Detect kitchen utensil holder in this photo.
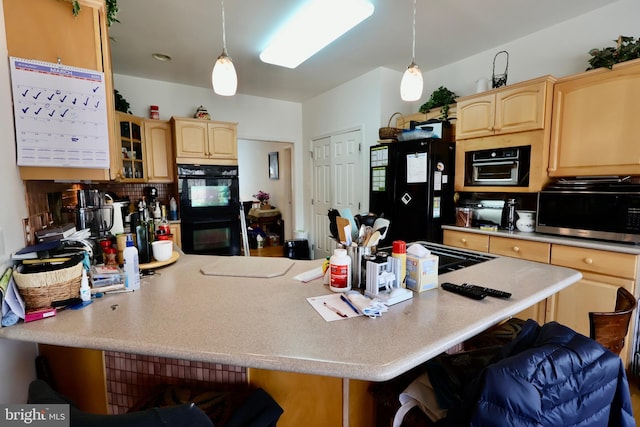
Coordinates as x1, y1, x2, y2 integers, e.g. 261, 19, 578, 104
492, 50, 509, 88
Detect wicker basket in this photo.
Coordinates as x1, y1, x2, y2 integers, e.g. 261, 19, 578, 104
13, 261, 83, 310
378, 112, 405, 141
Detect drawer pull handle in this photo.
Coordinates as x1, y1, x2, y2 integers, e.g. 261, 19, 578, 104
460, 238, 467, 244
584, 258, 593, 265
512, 246, 520, 253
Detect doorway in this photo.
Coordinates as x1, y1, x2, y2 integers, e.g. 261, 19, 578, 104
238, 139, 294, 247
312, 129, 363, 260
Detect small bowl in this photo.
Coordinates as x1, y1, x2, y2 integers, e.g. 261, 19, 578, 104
151, 240, 173, 262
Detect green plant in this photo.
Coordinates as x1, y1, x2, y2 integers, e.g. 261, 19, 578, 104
587, 35, 640, 70
72, 0, 119, 27
114, 90, 131, 114
419, 86, 458, 120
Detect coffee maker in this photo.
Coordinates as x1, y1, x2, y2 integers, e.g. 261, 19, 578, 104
76, 189, 113, 238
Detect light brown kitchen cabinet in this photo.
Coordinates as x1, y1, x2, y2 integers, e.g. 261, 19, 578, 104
4, 0, 116, 181
488, 236, 550, 264
443, 229, 489, 252
169, 223, 181, 249
455, 77, 554, 140
453, 76, 556, 193
172, 117, 238, 165
444, 230, 549, 324
144, 120, 174, 183
116, 112, 145, 181
547, 244, 637, 366
548, 58, 640, 177
443, 228, 639, 366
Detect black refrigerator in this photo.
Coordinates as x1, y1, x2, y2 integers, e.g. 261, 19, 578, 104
370, 139, 455, 245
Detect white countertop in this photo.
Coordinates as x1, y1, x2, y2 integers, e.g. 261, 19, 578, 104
0, 252, 581, 382
443, 225, 640, 255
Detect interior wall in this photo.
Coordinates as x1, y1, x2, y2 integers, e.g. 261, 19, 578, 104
0, 0, 39, 403
420, 0, 639, 98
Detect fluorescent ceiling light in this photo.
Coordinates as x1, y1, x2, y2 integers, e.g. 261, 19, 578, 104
260, 0, 374, 69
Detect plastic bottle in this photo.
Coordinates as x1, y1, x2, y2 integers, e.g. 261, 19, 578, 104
329, 248, 351, 292
391, 240, 407, 287
123, 234, 140, 290
169, 196, 178, 220
80, 269, 91, 302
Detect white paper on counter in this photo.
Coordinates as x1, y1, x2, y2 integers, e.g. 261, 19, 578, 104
307, 293, 362, 321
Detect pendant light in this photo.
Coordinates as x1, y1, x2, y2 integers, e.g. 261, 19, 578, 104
400, 0, 423, 101
212, 0, 237, 96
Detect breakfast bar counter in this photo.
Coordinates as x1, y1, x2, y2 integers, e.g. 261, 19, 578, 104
0, 252, 581, 382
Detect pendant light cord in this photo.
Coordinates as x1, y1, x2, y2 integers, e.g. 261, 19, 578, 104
410, 0, 416, 62
221, 0, 228, 54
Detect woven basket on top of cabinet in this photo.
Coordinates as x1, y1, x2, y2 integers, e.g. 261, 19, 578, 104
378, 112, 405, 141
13, 260, 83, 310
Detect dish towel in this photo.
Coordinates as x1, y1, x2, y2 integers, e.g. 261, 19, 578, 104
345, 291, 388, 318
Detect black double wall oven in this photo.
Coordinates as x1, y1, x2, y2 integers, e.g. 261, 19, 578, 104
177, 164, 241, 255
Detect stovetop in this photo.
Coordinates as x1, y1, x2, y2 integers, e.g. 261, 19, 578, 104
381, 241, 496, 274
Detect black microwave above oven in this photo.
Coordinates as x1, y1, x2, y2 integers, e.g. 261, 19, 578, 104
537, 181, 640, 243
464, 145, 531, 187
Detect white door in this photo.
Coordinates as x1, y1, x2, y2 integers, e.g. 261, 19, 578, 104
312, 137, 332, 260
312, 130, 363, 260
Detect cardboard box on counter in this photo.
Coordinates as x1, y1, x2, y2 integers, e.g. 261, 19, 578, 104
406, 254, 438, 292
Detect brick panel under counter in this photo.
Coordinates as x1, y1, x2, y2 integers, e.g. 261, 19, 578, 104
104, 351, 246, 414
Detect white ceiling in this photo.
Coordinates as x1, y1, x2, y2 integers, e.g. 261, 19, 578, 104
108, 0, 618, 103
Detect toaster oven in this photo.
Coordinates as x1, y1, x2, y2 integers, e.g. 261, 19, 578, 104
464, 145, 531, 187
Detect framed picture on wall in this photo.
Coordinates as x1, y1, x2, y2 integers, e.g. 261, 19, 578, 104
269, 152, 279, 180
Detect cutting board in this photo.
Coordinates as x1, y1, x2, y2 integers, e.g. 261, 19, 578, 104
200, 256, 295, 278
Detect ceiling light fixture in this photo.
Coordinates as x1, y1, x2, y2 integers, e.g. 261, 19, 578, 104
400, 0, 423, 102
152, 53, 172, 62
212, 0, 237, 96
259, 0, 374, 69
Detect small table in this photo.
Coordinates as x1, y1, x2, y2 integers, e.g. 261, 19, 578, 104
247, 208, 284, 247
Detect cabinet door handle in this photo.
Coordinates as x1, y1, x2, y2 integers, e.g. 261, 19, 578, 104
512, 246, 520, 253
583, 258, 593, 265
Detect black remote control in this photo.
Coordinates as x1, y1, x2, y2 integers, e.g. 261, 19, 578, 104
441, 282, 487, 300
463, 283, 512, 299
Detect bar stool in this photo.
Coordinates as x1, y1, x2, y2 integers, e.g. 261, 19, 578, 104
589, 286, 637, 356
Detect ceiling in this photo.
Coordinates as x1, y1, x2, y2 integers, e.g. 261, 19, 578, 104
108, 0, 618, 103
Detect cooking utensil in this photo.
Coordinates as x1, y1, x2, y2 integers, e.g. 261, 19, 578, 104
372, 218, 390, 240
366, 230, 381, 247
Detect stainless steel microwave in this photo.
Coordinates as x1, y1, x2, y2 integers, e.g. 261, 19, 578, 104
464, 145, 531, 186
537, 181, 640, 243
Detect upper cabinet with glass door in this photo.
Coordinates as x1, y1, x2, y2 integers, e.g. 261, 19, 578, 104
116, 112, 145, 181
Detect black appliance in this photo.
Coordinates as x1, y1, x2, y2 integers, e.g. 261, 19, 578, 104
537, 177, 640, 244
177, 164, 241, 255
464, 145, 531, 187
369, 139, 455, 245
380, 241, 495, 274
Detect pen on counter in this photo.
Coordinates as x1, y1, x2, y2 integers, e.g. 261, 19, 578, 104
324, 301, 348, 318
340, 294, 360, 315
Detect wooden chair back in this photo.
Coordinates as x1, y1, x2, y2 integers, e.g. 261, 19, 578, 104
589, 287, 637, 355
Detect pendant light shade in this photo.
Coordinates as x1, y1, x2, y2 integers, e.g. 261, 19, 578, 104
212, 49, 237, 96
212, 1, 237, 96
401, 0, 423, 102
400, 61, 423, 102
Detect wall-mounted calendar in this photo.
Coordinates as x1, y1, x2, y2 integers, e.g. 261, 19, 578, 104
9, 57, 110, 169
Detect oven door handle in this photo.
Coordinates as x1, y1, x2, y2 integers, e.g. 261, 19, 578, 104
473, 160, 518, 166
182, 217, 237, 225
